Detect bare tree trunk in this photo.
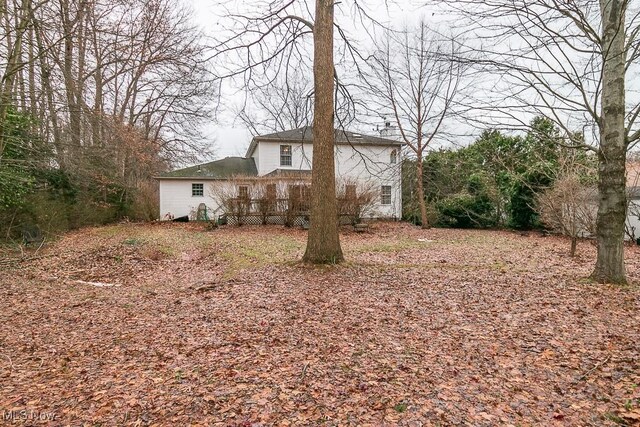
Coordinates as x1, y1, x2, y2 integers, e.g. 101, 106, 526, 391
570, 237, 577, 258
60, 0, 81, 149
27, 24, 37, 117
303, 0, 344, 264
0, 0, 31, 160
89, 6, 103, 147
34, 22, 63, 161
75, 3, 88, 145
416, 153, 429, 228
591, 0, 627, 284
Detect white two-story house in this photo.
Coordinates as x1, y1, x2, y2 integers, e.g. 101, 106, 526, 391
156, 127, 402, 222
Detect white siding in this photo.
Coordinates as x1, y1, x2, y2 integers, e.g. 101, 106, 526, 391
251, 143, 260, 172
627, 199, 640, 241
255, 140, 402, 219
159, 180, 223, 220
159, 138, 403, 221
255, 141, 313, 175
334, 144, 402, 219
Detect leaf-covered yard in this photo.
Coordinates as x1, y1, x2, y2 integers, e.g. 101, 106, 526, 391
1, 222, 639, 426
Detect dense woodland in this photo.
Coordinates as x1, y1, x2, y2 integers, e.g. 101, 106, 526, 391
0, 0, 212, 239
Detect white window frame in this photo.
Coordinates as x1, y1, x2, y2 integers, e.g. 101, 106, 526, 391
390, 149, 397, 164
381, 185, 392, 205
192, 183, 204, 197
280, 145, 292, 166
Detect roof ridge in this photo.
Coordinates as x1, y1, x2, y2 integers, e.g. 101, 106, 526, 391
158, 156, 258, 179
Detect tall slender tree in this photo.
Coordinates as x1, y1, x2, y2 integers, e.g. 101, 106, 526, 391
364, 21, 465, 229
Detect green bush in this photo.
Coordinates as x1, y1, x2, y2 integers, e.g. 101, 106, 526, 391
402, 201, 439, 227
413, 117, 595, 230
508, 169, 552, 230
436, 192, 495, 228
436, 173, 497, 228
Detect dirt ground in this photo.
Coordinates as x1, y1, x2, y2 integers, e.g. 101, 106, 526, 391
1, 222, 639, 426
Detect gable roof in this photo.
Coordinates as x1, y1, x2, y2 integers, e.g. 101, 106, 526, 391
245, 126, 402, 157
157, 157, 257, 179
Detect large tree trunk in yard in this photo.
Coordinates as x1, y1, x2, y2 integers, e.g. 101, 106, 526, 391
303, 0, 344, 264
416, 155, 429, 229
591, 0, 627, 284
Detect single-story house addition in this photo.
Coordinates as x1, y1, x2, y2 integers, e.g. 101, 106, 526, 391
156, 127, 403, 222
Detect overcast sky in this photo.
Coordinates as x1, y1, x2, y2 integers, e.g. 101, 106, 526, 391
185, 0, 627, 162
188, 0, 441, 160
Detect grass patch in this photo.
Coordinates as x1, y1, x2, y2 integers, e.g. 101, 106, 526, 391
95, 224, 127, 237
123, 237, 143, 246
218, 234, 304, 279
394, 402, 408, 413
603, 412, 630, 425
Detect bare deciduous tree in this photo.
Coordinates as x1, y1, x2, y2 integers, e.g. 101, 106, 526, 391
0, 0, 215, 233
211, 0, 382, 263
363, 21, 466, 229
537, 156, 598, 257
440, 0, 640, 283
235, 69, 313, 135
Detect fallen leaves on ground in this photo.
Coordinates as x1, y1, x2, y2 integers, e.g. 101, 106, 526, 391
0, 222, 639, 426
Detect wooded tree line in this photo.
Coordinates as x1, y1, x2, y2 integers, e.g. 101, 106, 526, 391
0, 0, 212, 238
403, 117, 598, 237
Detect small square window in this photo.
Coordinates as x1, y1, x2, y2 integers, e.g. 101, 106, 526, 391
381, 185, 392, 205
192, 183, 204, 197
238, 185, 249, 199
280, 145, 292, 166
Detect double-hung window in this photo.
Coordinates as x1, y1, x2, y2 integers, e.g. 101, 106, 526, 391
280, 145, 292, 166
381, 185, 392, 205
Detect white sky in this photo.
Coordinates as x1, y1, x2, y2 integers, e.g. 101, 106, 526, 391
186, 1, 628, 160
189, 0, 441, 160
